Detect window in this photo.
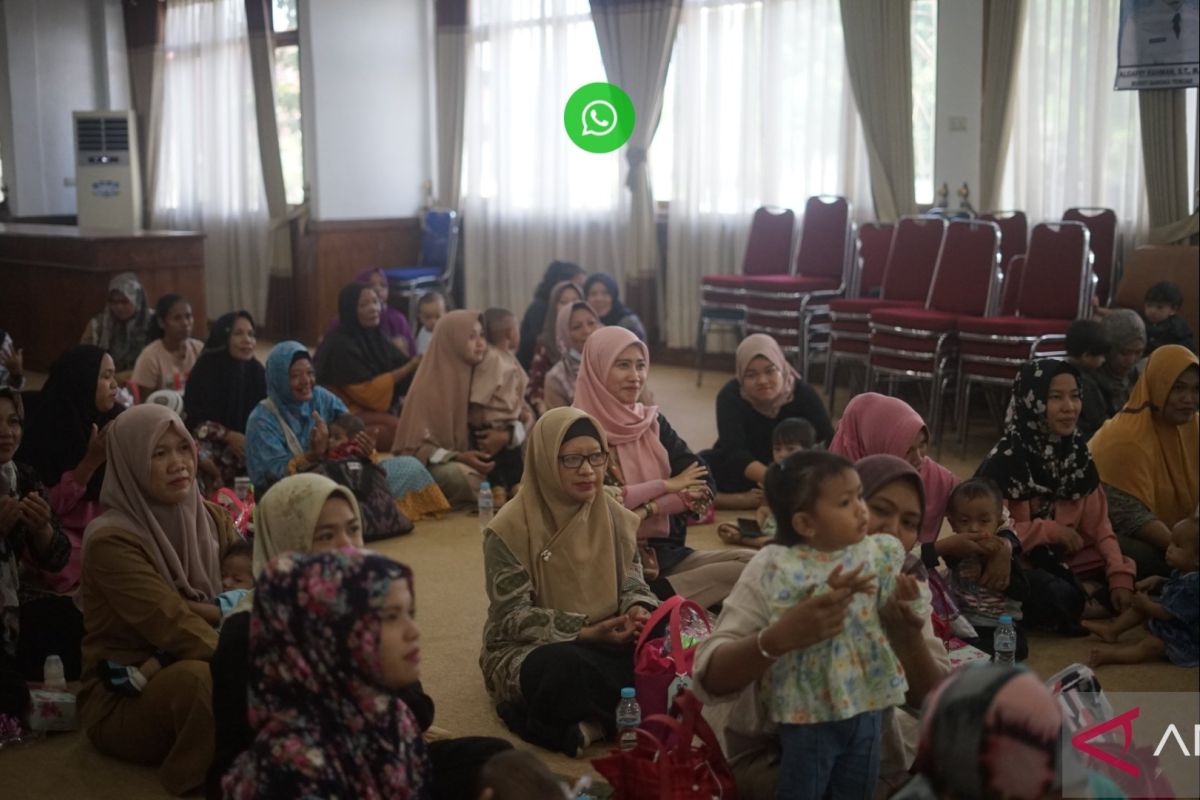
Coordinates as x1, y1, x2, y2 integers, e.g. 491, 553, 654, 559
271, 0, 304, 205
911, 0, 937, 205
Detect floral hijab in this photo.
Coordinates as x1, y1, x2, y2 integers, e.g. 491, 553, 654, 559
223, 549, 428, 800
976, 359, 1099, 504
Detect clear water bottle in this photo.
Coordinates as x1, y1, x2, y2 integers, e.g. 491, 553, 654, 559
993, 614, 1017, 666
477, 481, 494, 531
42, 655, 66, 690
616, 687, 641, 751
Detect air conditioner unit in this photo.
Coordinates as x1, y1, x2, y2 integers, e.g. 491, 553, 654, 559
74, 110, 142, 231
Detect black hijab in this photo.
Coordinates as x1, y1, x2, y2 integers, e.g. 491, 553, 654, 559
584, 273, 634, 327
183, 311, 267, 434
17, 345, 123, 500
315, 283, 409, 386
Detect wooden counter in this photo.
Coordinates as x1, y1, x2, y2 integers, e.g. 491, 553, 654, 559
0, 223, 206, 370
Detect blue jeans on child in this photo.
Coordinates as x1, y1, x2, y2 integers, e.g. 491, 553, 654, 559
776, 710, 882, 800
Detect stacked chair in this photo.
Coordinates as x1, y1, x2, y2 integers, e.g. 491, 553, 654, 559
979, 209, 1028, 279
742, 195, 854, 378
955, 221, 1093, 449
696, 206, 795, 384
866, 219, 1003, 442
384, 208, 460, 328
825, 216, 945, 408
1064, 207, 1117, 305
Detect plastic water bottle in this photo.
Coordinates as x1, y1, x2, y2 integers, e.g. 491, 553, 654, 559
616, 687, 641, 751
42, 655, 66, 690
993, 614, 1017, 666
477, 481, 494, 531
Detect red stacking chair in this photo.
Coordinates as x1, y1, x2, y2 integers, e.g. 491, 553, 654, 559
980, 210, 1027, 275
743, 195, 853, 378
956, 221, 1092, 449
825, 216, 946, 409
867, 219, 1002, 441
999, 254, 1027, 315
696, 206, 795, 384
1064, 207, 1117, 305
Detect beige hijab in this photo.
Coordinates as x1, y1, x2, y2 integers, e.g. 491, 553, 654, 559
84, 404, 222, 601
470, 345, 528, 421
489, 407, 641, 622
735, 333, 799, 419
393, 309, 481, 454
231, 473, 362, 616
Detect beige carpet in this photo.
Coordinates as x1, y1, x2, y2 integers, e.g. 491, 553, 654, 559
2, 364, 1195, 798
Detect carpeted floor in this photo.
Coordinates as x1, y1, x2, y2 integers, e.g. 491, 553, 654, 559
1, 363, 1195, 798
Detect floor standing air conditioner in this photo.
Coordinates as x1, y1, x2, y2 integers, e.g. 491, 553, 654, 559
74, 110, 142, 231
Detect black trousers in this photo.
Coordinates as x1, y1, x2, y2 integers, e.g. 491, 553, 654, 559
488, 445, 524, 492
428, 736, 513, 800
17, 595, 84, 681
507, 640, 634, 754
0, 650, 29, 717
697, 448, 755, 493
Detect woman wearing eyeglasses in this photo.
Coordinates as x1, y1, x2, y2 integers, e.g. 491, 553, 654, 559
574, 327, 753, 609
480, 407, 659, 757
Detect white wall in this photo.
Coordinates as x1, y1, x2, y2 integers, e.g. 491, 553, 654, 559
0, 0, 129, 217
300, 0, 433, 220
933, 0, 983, 207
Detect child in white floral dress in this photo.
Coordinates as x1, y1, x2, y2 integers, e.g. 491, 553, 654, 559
759, 450, 924, 800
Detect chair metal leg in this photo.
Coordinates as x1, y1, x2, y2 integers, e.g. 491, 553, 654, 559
695, 316, 708, 386
826, 350, 838, 409
959, 378, 973, 457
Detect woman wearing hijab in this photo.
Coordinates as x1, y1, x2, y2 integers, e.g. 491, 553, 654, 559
1090, 344, 1199, 579
78, 404, 239, 795
318, 267, 416, 356
481, 408, 658, 757
15, 345, 123, 680
1094, 308, 1147, 417
584, 272, 647, 342
574, 326, 751, 608
830, 393, 960, 560
221, 550, 429, 799
700, 334, 834, 509
692, 453, 949, 800
976, 359, 1135, 634
245, 342, 348, 492
526, 281, 586, 415
517, 260, 587, 369
544, 301, 602, 410
316, 283, 421, 449
209, 474, 507, 799
81, 272, 154, 375
393, 310, 493, 507
183, 312, 267, 494
131, 293, 206, 399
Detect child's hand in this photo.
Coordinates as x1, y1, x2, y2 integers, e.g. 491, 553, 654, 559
1135, 575, 1167, 594
979, 540, 1013, 590
1052, 524, 1084, 553
880, 573, 925, 637
353, 430, 376, 456
755, 505, 771, 528
825, 563, 876, 596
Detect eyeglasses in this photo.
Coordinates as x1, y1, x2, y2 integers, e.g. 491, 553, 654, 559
558, 452, 608, 470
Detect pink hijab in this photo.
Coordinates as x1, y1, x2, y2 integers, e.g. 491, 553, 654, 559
829, 392, 958, 544
84, 403, 223, 601
735, 334, 798, 419
572, 327, 671, 535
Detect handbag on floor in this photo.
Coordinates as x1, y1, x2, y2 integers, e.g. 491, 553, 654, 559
592, 689, 736, 800
634, 596, 713, 717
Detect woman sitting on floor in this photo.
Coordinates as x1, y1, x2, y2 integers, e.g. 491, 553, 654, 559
481, 407, 658, 757
543, 300, 602, 410
79, 404, 239, 796
316, 282, 421, 449
1094, 309, 1146, 417
574, 326, 753, 609
183, 311, 267, 494
318, 267, 416, 356
527, 281, 585, 415
700, 334, 833, 510
976, 359, 1135, 635
584, 272, 647, 342
15, 345, 123, 680
394, 310, 496, 508
244, 341, 347, 493
131, 293, 205, 399
80, 271, 154, 376
517, 260, 586, 370
1090, 344, 1198, 579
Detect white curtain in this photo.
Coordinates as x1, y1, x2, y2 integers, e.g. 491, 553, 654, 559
660, 0, 873, 349
461, 0, 626, 314
998, 0, 1147, 242
152, 0, 270, 322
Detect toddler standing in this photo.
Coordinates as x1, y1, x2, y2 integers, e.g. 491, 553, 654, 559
759, 450, 920, 800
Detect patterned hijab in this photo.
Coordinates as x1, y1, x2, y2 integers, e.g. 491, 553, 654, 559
735, 334, 798, 419
95, 272, 153, 372
223, 550, 428, 800
976, 359, 1099, 503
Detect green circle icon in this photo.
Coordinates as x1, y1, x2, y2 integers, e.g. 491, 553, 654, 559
564, 82, 635, 154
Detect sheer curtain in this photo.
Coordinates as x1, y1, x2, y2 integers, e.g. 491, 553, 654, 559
659, 0, 872, 349
152, 0, 270, 321
461, 0, 626, 314
998, 0, 1147, 241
